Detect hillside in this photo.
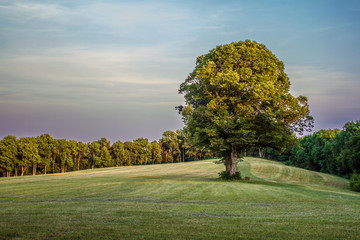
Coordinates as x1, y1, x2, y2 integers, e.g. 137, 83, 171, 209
0, 157, 359, 239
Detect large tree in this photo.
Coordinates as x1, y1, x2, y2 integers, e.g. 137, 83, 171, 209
179, 40, 313, 176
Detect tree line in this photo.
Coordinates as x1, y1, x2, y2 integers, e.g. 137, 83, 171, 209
272, 120, 360, 178
0, 129, 213, 177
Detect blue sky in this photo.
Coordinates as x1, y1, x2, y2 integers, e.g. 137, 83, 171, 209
1, 0, 359, 143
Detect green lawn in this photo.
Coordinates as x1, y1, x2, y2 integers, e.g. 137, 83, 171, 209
0, 157, 359, 239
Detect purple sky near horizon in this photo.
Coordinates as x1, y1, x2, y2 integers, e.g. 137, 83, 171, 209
1, 0, 360, 143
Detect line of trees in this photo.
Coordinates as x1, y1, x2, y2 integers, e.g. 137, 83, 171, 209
272, 120, 360, 178
0, 129, 214, 177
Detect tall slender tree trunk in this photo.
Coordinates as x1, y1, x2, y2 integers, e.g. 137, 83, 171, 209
52, 156, 56, 173
32, 164, 37, 176
44, 165, 47, 175
61, 165, 65, 173
77, 156, 81, 171
14, 167, 18, 177
92, 153, 95, 169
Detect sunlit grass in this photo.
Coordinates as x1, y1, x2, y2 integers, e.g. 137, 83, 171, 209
0, 157, 359, 239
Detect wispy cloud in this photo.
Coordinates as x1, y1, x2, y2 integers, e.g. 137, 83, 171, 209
287, 65, 360, 130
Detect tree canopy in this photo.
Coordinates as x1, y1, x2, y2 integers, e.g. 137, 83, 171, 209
179, 40, 313, 176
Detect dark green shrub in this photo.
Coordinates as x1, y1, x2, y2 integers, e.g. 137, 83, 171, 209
350, 173, 360, 192
218, 171, 242, 180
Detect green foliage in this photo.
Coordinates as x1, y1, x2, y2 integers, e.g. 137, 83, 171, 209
274, 120, 360, 179
100, 146, 112, 167
218, 170, 242, 180
0, 136, 17, 176
89, 141, 101, 168
112, 141, 126, 166
18, 137, 41, 175
37, 134, 54, 174
150, 141, 162, 164
160, 131, 180, 163
349, 173, 360, 192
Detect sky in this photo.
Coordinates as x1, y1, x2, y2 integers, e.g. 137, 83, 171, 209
0, 0, 360, 143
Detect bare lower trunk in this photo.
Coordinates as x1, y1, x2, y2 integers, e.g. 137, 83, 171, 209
225, 155, 231, 173
77, 156, 81, 171
44, 165, 47, 175
258, 148, 265, 158
182, 148, 185, 162
61, 165, 65, 173
32, 164, 37, 176
21, 166, 27, 176
229, 146, 238, 175
52, 156, 55, 173
14, 167, 18, 177
225, 146, 238, 175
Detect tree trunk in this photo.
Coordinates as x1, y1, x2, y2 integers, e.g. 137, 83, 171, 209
258, 148, 265, 158
32, 164, 37, 176
21, 166, 27, 176
225, 154, 231, 173
77, 156, 81, 171
61, 165, 65, 173
44, 165, 47, 175
14, 167, 18, 177
229, 146, 238, 175
52, 156, 55, 173
182, 148, 185, 162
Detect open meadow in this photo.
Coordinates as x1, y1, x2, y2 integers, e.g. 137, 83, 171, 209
0, 157, 359, 239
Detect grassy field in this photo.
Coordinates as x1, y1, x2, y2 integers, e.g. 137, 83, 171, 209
0, 157, 359, 239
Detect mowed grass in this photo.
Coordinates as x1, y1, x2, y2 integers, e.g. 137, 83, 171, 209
0, 157, 359, 240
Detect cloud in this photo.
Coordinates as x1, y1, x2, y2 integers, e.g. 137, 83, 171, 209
0, 2, 67, 19
287, 65, 360, 96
